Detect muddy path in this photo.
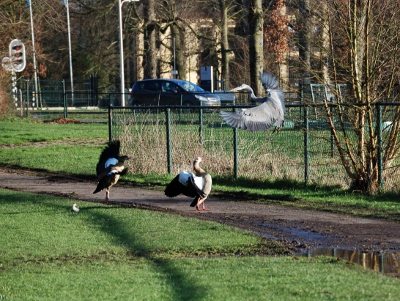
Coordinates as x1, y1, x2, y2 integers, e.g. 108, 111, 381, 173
1, 168, 400, 254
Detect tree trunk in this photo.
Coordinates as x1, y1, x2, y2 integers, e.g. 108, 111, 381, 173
298, 0, 311, 85
143, 0, 157, 79
248, 0, 263, 96
220, 0, 230, 88
320, 1, 330, 84
170, 25, 185, 80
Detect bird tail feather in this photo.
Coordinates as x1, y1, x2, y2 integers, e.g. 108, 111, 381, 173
189, 197, 198, 207
93, 183, 103, 194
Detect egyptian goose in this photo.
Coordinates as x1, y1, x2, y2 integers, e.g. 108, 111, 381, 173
164, 157, 212, 211
93, 140, 130, 204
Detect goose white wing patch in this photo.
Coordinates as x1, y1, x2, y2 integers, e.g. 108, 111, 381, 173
191, 174, 205, 190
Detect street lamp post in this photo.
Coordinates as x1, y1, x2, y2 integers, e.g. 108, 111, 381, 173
118, 0, 139, 107
64, 0, 74, 105
28, 0, 38, 107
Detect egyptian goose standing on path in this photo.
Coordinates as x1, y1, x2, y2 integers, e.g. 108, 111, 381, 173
93, 140, 130, 204
164, 157, 212, 211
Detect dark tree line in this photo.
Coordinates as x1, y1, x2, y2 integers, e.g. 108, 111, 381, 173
0, 0, 298, 92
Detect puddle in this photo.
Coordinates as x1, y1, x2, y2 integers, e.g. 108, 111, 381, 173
301, 248, 400, 277
257, 222, 335, 246
255, 223, 400, 277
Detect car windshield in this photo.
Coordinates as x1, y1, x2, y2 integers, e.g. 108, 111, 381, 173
176, 81, 205, 92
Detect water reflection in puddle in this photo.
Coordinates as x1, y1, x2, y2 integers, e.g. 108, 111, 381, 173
254, 227, 400, 277
301, 248, 400, 277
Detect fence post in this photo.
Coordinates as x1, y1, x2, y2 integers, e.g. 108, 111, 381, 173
330, 105, 334, 157
234, 127, 238, 180
179, 94, 183, 121
166, 108, 172, 174
376, 103, 383, 190
108, 105, 113, 141
232, 104, 238, 180
300, 86, 304, 120
19, 89, 23, 117
304, 105, 309, 184
25, 80, 30, 118
199, 103, 203, 145
62, 80, 68, 118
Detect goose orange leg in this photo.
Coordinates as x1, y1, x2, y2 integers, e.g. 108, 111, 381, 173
195, 197, 209, 211
104, 190, 110, 204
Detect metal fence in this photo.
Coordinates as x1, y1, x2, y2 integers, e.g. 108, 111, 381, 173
108, 102, 400, 193
12, 78, 122, 120
14, 79, 101, 109
12, 79, 304, 110
9, 79, 400, 192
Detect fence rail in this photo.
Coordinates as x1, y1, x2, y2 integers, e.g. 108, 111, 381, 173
12, 79, 305, 112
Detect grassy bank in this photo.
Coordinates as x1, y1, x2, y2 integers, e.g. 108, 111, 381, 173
1, 188, 399, 300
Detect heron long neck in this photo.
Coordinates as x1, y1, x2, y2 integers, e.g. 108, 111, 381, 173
248, 89, 257, 99
243, 87, 261, 100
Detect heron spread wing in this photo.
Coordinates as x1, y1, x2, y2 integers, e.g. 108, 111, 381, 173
260, 70, 286, 119
220, 100, 282, 132
220, 70, 285, 132
259, 70, 279, 90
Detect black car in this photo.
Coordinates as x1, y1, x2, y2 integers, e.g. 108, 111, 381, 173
129, 79, 221, 108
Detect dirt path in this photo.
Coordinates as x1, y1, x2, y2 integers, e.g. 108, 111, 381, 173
1, 169, 400, 254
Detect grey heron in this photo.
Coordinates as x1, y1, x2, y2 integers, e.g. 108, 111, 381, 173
220, 70, 285, 132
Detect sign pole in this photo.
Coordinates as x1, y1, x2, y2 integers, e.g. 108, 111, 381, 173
28, 0, 39, 107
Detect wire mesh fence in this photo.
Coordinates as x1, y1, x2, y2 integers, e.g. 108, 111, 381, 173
15, 79, 102, 109
108, 102, 400, 193
8, 79, 400, 192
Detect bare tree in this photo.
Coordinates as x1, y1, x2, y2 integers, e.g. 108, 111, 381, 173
248, 0, 264, 95
0, 0, 61, 80
127, 0, 203, 81
263, 0, 289, 81
311, 0, 400, 193
142, 0, 157, 78
297, 0, 312, 86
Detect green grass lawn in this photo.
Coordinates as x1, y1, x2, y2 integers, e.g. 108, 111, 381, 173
1, 119, 400, 221
0, 120, 107, 145
1, 119, 400, 300
1, 188, 399, 301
